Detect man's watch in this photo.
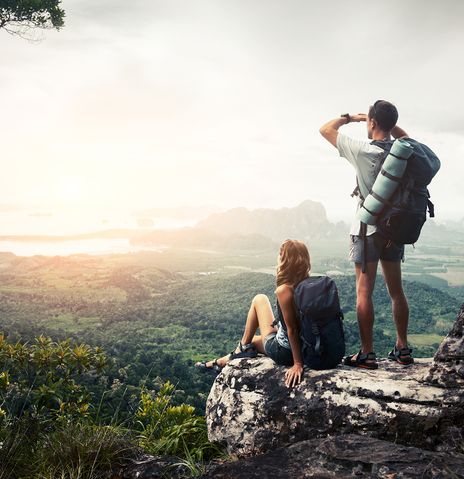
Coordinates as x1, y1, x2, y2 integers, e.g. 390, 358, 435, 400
341, 113, 351, 124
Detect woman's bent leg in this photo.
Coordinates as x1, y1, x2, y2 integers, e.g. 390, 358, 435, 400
210, 294, 276, 367
241, 294, 276, 354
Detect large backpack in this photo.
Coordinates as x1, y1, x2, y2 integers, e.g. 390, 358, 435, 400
292, 276, 345, 369
367, 138, 441, 245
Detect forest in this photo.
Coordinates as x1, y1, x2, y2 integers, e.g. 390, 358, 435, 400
0, 248, 462, 477
0, 250, 460, 416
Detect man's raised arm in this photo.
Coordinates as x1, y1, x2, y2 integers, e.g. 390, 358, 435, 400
319, 114, 366, 147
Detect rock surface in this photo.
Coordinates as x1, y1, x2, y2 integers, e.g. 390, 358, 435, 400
426, 303, 464, 387
109, 454, 189, 479
206, 306, 464, 456
201, 434, 464, 478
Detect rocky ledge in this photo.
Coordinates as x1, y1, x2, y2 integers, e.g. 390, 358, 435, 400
202, 433, 464, 478
206, 305, 464, 456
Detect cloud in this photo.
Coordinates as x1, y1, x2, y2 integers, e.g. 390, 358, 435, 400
0, 0, 463, 230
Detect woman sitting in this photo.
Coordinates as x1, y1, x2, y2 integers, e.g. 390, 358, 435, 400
196, 239, 311, 388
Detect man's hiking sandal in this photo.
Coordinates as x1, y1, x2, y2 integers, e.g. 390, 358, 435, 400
388, 346, 414, 365
343, 350, 378, 370
229, 341, 258, 360
195, 359, 222, 376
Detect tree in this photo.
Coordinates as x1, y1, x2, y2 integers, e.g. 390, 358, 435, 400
0, 0, 65, 38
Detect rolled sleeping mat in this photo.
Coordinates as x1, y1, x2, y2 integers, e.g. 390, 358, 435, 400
357, 138, 414, 225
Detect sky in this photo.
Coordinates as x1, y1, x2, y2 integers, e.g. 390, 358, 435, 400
1, 0, 463, 234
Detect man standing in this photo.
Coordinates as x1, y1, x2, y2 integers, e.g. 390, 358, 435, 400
319, 100, 413, 369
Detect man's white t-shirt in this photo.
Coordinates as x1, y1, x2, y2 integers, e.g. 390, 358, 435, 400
336, 132, 385, 236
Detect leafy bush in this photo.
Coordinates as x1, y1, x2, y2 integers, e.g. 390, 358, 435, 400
0, 334, 222, 478
136, 381, 222, 461
0, 333, 106, 422
0, 333, 134, 479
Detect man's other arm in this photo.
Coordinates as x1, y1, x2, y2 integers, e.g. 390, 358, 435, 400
391, 125, 409, 139
319, 114, 366, 147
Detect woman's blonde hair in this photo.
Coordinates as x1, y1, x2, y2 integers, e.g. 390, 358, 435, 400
276, 239, 311, 287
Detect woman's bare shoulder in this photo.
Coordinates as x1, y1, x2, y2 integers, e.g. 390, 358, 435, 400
275, 283, 294, 299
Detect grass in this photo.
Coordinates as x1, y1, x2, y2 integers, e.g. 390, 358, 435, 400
33, 423, 139, 478
432, 270, 464, 286
408, 333, 444, 347
0, 421, 140, 479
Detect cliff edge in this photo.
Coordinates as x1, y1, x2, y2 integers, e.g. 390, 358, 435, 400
206, 305, 464, 458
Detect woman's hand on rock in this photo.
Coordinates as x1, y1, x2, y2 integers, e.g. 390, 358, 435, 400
285, 363, 303, 388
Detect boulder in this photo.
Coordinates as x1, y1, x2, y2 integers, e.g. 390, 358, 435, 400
206, 306, 464, 456
109, 454, 189, 479
201, 434, 464, 478
426, 303, 464, 387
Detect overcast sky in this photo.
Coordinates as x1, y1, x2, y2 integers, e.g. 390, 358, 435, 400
1, 0, 463, 232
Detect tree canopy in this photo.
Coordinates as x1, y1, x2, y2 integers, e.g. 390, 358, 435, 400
0, 0, 65, 37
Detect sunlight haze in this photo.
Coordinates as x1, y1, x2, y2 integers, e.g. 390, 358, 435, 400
1, 0, 463, 235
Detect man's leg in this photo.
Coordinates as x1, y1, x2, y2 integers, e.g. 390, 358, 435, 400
354, 260, 379, 355
380, 259, 409, 350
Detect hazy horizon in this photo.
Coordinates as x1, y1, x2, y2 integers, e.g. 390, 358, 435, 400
1, 197, 463, 239
1, 0, 463, 235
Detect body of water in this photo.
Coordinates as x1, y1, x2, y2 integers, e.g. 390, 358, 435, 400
0, 209, 198, 236
0, 238, 167, 257
0, 208, 202, 256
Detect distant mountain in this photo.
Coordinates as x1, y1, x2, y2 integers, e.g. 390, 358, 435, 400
196, 200, 346, 243
132, 227, 278, 251
0, 200, 352, 252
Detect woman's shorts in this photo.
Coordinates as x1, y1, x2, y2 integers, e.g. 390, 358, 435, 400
349, 233, 404, 263
263, 333, 293, 366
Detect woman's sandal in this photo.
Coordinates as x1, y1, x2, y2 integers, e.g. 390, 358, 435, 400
195, 359, 223, 376
228, 341, 258, 360
343, 350, 378, 370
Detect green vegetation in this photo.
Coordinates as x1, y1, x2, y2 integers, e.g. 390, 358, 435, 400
0, 250, 461, 418
0, 248, 461, 476
0, 0, 65, 37
137, 382, 222, 461
0, 334, 220, 479
0, 333, 105, 421
408, 333, 444, 348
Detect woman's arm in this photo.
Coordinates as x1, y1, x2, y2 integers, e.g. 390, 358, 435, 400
276, 284, 303, 388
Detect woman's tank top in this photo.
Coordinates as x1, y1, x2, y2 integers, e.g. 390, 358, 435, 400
275, 301, 291, 350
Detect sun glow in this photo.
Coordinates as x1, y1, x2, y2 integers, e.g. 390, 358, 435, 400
54, 176, 87, 203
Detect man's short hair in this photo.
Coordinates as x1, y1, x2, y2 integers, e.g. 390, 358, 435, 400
368, 100, 398, 132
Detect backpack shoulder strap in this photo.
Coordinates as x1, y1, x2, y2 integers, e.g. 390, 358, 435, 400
370, 139, 394, 150
351, 179, 363, 200
351, 140, 392, 200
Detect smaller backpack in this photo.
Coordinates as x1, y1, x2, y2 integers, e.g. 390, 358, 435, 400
293, 276, 345, 369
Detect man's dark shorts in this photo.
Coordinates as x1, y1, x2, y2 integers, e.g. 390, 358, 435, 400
349, 233, 404, 263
